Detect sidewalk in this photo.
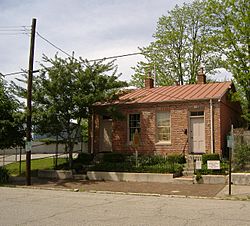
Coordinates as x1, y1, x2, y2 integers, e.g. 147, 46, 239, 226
216, 185, 250, 199
8, 177, 250, 200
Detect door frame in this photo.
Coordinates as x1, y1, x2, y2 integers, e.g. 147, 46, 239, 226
189, 112, 205, 154
99, 116, 113, 152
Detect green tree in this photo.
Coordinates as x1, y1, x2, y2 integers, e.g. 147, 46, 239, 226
0, 77, 25, 149
29, 55, 126, 168
131, 0, 222, 87
206, 0, 250, 124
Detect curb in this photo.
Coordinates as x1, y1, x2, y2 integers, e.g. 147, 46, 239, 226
3, 184, 250, 201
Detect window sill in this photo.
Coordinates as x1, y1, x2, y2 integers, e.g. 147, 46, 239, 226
155, 141, 171, 146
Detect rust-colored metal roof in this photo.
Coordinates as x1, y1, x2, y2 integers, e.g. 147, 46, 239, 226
118, 81, 232, 104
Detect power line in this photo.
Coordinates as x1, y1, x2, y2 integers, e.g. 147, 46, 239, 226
89, 52, 142, 62
0, 25, 30, 28
2, 51, 143, 77
2, 71, 27, 77
0, 26, 30, 35
0, 33, 27, 36
36, 31, 72, 57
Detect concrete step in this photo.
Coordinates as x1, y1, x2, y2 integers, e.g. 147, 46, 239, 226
173, 176, 194, 184
183, 171, 195, 176
73, 174, 87, 180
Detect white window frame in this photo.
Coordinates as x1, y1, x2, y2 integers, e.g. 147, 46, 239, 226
156, 112, 171, 144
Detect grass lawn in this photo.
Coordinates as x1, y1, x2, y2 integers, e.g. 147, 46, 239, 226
5, 157, 68, 176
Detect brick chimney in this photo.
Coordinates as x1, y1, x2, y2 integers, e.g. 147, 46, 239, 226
197, 65, 206, 84
145, 71, 154, 89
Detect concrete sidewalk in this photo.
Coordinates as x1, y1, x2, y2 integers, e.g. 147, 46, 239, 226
8, 177, 250, 200
216, 185, 250, 199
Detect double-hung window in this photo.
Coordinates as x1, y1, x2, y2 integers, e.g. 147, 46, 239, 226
128, 114, 140, 142
157, 112, 170, 143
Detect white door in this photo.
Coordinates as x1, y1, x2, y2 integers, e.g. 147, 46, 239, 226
100, 119, 112, 152
190, 117, 205, 153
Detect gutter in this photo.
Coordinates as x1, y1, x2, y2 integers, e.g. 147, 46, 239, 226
210, 99, 214, 154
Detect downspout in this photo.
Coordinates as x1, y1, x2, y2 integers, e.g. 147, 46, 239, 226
91, 113, 94, 154
210, 99, 214, 154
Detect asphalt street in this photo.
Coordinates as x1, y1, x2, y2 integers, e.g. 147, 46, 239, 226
0, 187, 250, 226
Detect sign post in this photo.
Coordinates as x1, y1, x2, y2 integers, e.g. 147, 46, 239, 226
227, 124, 234, 196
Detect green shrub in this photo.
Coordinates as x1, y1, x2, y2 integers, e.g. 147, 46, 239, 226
233, 144, 250, 172
0, 167, 9, 184
166, 154, 186, 164
202, 153, 220, 164
136, 163, 183, 174
90, 161, 183, 174
90, 162, 133, 172
137, 155, 167, 166
136, 154, 186, 166
75, 152, 93, 164
102, 152, 127, 163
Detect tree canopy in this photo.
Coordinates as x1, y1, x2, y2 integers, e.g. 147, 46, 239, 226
13, 55, 127, 167
206, 0, 250, 124
131, 0, 222, 87
0, 77, 25, 149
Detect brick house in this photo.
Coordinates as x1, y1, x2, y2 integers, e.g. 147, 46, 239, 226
90, 70, 241, 157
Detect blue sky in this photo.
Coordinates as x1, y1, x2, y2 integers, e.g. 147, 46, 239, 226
0, 0, 230, 83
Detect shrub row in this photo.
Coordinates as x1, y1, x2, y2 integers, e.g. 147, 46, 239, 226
100, 153, 186, 165
90, 162, 183, 174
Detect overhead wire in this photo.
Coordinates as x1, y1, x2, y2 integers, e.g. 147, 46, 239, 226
0, 26, 30, 36
36, 31, 72, 57
1, 30, 144, 77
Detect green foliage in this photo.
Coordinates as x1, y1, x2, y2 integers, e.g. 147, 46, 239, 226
206, 0, 250, 124
131, 0, 222, 87
0, 167, 9, 184
0, 77, 25, 149
233, 144, 250, 172
102, 152, 127, 163
137, 155, 167, 166
166, 154, 186, 164
90, 162, 133, 172
81, 119, 89, 143
135, 163, 183, 174
202, 153, 220, 164
195, 171, 203, 182
75, 152, 93, 164
12, 55, 127, 168
90, 152, 184, 174
90, 162, 183, 174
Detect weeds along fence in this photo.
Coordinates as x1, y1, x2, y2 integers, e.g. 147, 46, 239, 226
233, 129, 250, 172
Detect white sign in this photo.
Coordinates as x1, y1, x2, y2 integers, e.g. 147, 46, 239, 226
25, 141, 32, 152
207, 160, 220, 170
195, 160, 202, 170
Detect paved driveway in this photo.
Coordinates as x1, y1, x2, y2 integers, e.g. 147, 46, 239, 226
1, 187, 250, 226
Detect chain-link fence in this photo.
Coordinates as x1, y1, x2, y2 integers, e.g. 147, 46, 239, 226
233, 129, 250, 172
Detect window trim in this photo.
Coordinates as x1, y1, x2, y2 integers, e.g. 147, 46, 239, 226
127, 113, 141, 144
155, 111, 171, 145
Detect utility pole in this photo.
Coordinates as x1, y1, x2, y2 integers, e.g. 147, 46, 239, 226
26, 18, 36, 186
228, 124, 234, 195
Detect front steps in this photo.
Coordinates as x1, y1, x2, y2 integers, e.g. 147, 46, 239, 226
183, 154, 202, 176
173, 176, 194, 184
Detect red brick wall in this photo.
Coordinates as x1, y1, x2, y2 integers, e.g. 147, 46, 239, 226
92, 94, 241, 156
219, 94, 242, 155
